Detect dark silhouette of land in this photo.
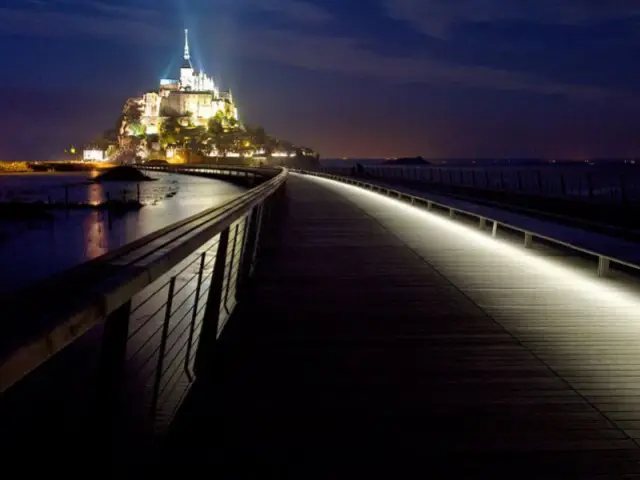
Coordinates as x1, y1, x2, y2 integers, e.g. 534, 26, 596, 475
94, 166, 153, 182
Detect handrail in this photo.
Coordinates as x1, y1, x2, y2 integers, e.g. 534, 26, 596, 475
321, 164, 639, 204
0, 166, 287, 393
0, 166, 278, 309
298, 170, 640, 279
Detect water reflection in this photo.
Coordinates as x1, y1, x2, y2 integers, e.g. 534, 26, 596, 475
84, 211, 108, 259
0, 172, 246, 293
87, 183, 104, 206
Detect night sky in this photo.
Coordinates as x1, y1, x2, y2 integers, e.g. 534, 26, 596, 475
1, 0, 640, 160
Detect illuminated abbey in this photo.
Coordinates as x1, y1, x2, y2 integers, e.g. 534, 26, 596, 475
137, 29, 239, 135
81, 29, 319, 166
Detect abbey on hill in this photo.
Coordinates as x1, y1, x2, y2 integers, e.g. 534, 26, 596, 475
79, 30, 318, 167
135, 29, 239, 136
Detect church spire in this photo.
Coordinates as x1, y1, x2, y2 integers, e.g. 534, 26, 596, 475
184, 28, 191, 61
181, 28, 193, 71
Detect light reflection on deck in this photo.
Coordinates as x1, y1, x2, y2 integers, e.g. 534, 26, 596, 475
309, 173, 640, 443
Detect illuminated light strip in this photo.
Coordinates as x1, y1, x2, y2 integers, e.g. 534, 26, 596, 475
301, 173, 640, 319
304, 173, 640, 442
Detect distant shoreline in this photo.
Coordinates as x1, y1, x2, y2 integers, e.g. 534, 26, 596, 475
0, 161, 115, 174
0, 171, 93, 176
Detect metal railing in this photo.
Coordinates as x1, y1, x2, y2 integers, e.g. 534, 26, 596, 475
321, 165, 640, 204
141, 164, 279, 178
0, 166, 286, 438
299, 170, 640, 279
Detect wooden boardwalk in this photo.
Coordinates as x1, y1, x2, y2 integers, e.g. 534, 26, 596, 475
154, 173, 640, 478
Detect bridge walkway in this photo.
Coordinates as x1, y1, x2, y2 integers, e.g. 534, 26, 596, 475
152, 173, 640, 478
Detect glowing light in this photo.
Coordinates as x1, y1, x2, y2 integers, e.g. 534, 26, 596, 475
83, 149, 106, 162
167, 152, 186, 164
303, 173, 640, 434
133, 29, 244, 159
84, 211, 108, 259
305, 174, 640, 311
184, 28, 191, 61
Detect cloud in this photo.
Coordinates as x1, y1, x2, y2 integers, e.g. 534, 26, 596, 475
383, 0, 640, 38
66, 0, 160, 19
237, 27, 614, 99
0, 0, 330, 44
74, 0, 332, 25
0, 5, 168, 45
0, 0, 620, 100
239, 0, 332, 23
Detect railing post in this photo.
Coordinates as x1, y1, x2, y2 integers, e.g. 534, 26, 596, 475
492, 222, 499, 237
238, 206, 264, 291
194, 228, 230, 379
184, 253, 206, 382
524, 232, 533, 249
96, 299, 132, 433
150, 277, 176, 426
427, 201, 433, 211
223, 223, 240, 308
479, 217, 486, 230
598, 256, 610, 278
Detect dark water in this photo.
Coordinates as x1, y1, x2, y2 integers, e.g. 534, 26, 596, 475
0, 171, 246, 293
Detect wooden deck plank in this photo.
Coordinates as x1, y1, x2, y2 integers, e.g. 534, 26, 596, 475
155, 174, 640, 478
316, 175, 640, 436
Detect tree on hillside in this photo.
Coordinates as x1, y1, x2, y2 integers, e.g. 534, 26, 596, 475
226, 116, 240, 131
118, 98, 143, 138
208, 116, 225, 135
127, 122, 146, 137
184, 126, 208, 155
123, 98, 142, 120
214, 130, 236, 158
106, 144, 118, 159
279, 140, 295, 152
205, 116, 222, 154
159, 116, 181, 148
244, 125, 267, 149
